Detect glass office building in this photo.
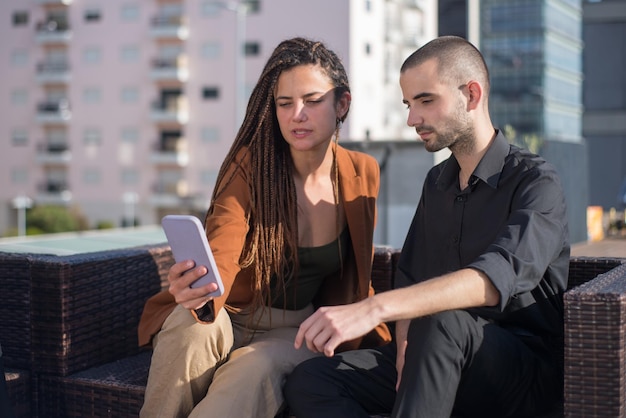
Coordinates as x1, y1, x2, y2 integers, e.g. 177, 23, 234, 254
481, 0, 583, 142
438, 0, 587, 242
583, 0, 626, 210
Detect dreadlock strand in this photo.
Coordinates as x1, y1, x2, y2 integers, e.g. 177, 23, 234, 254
207, 37, 351, 320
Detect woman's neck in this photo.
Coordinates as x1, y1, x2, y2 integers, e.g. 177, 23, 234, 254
291, 143, 334, 182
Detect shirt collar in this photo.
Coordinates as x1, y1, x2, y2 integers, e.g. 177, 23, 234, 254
437, 129, 509, 191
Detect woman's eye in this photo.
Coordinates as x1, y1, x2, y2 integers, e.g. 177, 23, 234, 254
277, 102, 291, 107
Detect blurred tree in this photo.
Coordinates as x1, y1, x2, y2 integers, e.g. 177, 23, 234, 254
96, 220, 115, 229
503, 124, 543, 154
25, 205, 89, 235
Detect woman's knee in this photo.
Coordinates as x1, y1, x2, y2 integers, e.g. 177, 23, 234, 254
155, 305, 234, 359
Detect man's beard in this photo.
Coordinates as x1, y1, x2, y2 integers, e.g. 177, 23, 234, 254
421, 110, 475, 155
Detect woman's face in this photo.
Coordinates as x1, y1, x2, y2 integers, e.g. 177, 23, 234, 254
274, 64, 350, 154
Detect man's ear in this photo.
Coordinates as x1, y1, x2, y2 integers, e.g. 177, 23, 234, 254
466, 80, 482, 110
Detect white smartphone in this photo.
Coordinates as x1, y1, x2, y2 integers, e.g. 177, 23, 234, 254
161, 215, 224, 298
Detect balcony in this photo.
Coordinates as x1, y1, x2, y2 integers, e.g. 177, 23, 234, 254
150, 15, 188, 40
384, 28, 403, 45
150, 180, 188, 207
36, 61, 70, 84
35, 0, 73, 4
151, 56, 189, 82
404, 32, 422, 47
404, 0, 423, 9
36, 99, 71, 124
37, 181, 72, 205
36, 142, 72, 165
150, 139, 189, 166
150, 98, 189, 124
35, 20, 71, 44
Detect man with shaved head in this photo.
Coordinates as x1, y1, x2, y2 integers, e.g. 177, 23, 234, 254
285, 36, 569, 418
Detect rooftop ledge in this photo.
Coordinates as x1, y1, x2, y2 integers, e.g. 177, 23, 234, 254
0, 225, 167, 256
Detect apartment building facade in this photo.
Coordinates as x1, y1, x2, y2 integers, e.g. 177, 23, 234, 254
0, 0, 436, 236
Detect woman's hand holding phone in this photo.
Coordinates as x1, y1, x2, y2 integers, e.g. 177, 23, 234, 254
167, 259, 219, 310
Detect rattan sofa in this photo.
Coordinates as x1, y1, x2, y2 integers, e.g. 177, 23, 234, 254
2, 244, 626, 417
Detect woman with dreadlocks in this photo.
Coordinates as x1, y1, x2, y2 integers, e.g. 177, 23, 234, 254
138, 37, 391, 418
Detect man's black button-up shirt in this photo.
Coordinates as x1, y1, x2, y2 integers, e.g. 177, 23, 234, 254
395, 131, 570, 341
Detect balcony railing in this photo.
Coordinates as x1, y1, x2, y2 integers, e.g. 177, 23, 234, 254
37, 181, 72, 204
36, 61, 70, 84
150, 180, 188, 207
36, 142, 71, 164
150, 15, 188, 40
150, 98, 188, 124
35, 0, 73, 5
404, 0, 422, 9
151, 56, 189, 82
36, 100, 71, 124
150, 139, 189, 166
35, 20, 71, 44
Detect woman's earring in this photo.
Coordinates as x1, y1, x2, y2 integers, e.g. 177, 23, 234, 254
336, 118, 343, 130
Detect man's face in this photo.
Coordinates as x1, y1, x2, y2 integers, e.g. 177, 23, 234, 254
400, 59, 474, 154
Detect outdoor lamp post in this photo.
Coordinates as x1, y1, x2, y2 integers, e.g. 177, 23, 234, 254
122, 191, 139, 228
210, 1, 248, 131
12, 195, 33, 237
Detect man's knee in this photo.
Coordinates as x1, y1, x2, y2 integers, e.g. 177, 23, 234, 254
286, 356, 340, 401
407, 310, 481, 354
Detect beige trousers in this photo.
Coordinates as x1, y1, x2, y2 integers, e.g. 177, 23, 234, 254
140, 303, 319, 418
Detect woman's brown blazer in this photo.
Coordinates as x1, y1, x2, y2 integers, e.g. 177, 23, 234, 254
138, 145, 391, 351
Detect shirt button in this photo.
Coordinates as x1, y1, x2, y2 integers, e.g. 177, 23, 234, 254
453, 235, 459, 243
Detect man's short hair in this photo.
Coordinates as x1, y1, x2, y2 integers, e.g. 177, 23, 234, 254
401, 36, 490, 96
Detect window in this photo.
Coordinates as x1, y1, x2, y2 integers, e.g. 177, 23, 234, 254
11, 89, 28, 105
83, 47, 101, 64
121, 87, 139, 103
200, 169, 218, 185
201, 1, 221, 16
202, 42, 220, 59
84, 128, 101, 145
11, 168, 28, 184
244, 42, 260, 56
83, 87, 101, 103
83, 168, 101, 185
11, 50, 28, 67
201, 127, 219, 143
12, 129, 28, 146
13, 11, 28, 26
121, 45, 140, 62
202, 87, 220, 99
121, 127, 139, 143
85, 8, 101, 22
121, 168, 139, 184
121, 4, 140, 21
159, 44, 183, 58
244, 0, 261, 13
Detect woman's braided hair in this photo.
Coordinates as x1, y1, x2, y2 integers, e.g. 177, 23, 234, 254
207, 37, 351, 311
